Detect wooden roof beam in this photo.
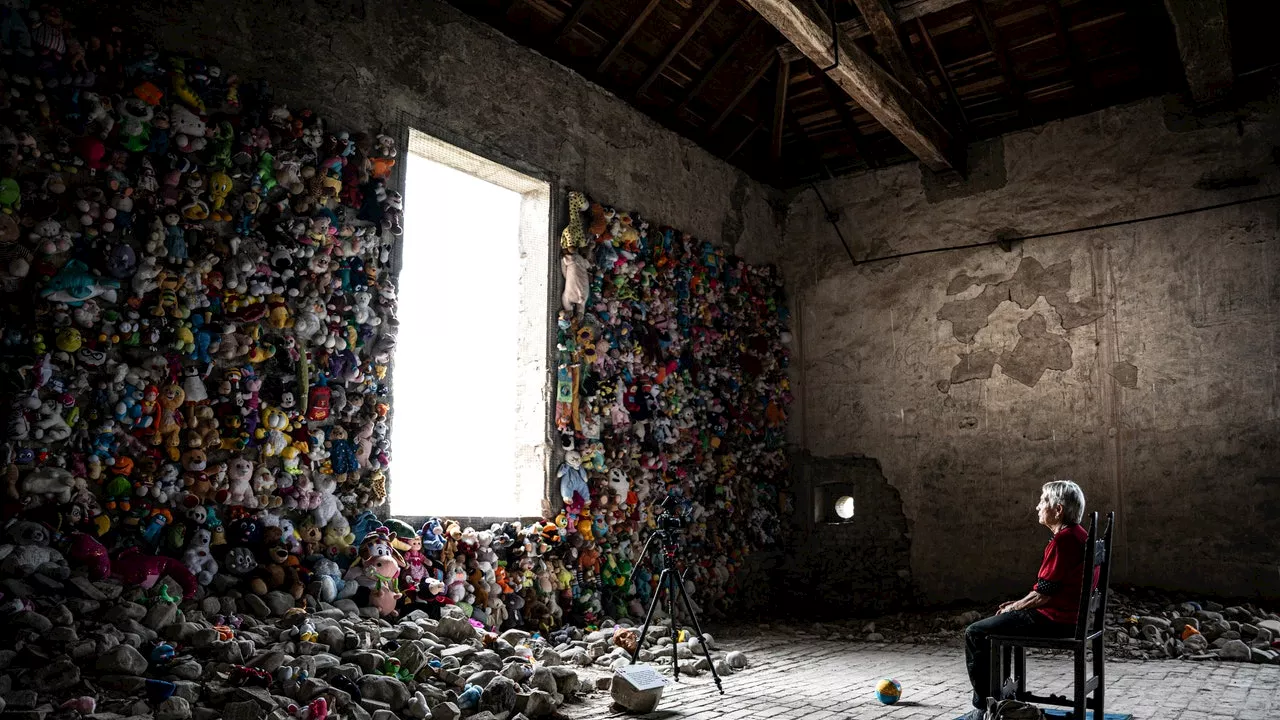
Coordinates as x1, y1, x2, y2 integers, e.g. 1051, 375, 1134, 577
745, 0, 957, 171
1162, 0, 1233, 104
971, 0, 1025, 109
597, 0, 663, 74
915, 17, 968, 129
636, 0, 722, 97
673, 16, 762, 116
1044, 0, 1090, 100
778, 0, 970, 61
710, 53, 778, 132
850, 0, 938, 110
772, 57, 792, 161
554, 0, 595, 43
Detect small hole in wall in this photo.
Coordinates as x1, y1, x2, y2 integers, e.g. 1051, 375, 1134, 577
835, 495, 855, 519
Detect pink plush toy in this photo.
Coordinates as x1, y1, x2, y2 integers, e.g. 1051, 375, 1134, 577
561, 253, 591, 315
112, 546, 198, 599
366, 554, 402, 617
66, 532, 111, 580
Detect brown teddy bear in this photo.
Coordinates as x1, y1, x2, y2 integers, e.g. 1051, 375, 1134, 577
249, 544, 306, 599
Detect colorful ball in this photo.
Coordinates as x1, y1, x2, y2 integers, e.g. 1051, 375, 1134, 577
874, 678, 902, 705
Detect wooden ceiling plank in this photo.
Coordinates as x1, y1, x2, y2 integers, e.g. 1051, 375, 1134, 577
915, 17, 969, 129
674, 16, 763, 115
1044, 0, 1091, 99
636, 0, 723, 97
771, 58, 793, 161
778, 0, 970, 61
850, 0, 939, 109
554, 0, 596, 42
1162, 0, 1233, 103
597, 0, 664, 74
728, 120, 764, 159
711, 53, 778, 132
971, 0, 1026, 108
745, 0, 956, 171
817, 74, 881, 167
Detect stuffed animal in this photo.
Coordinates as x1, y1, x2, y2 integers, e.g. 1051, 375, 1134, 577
224, 457, 255, 506
0, 520, 70, 578
365, 554, 402, 617
558, 451, 590, 531
112, 546, 197, 599
561, 252, 592, 315
311, 475, 342, 528
182, 527, 219, 585
20, 466, 80, 505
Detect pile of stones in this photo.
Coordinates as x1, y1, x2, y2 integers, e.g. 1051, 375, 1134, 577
0, 570, 753, 720
792, 588, 1280, 665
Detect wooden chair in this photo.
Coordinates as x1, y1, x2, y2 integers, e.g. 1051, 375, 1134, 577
988, 511, 1115, 720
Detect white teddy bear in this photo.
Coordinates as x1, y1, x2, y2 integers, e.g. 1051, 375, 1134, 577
183, 527, 219, 585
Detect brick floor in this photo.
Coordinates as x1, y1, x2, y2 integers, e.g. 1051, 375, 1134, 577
565, 626, 1280, 720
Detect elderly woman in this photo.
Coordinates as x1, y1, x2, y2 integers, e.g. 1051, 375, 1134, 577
960, 480, 1092, 720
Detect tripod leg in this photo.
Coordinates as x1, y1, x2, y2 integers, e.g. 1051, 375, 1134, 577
668, 569, 681, 682
630, 568, 667, 665
674, 567, 724, 695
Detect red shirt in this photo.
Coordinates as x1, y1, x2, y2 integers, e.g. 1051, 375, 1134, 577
1033, 524, 1096, 624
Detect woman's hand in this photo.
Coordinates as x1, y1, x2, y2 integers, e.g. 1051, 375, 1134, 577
997, 600, 1018, 614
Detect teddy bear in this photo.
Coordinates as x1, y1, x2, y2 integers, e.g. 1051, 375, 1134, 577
152, 383, 186, 459
311, 475, 342, 528
0, 519, 70, 578
20, 466, 80, 505
323, 515, 356, 561
32, 400, 73, 443
182, 526, 219, 585
181, 448, 221, 506
252, 465, 281, 508
224, 457, 255, 506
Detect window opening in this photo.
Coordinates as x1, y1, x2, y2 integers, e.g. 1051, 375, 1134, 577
389, 129, 550, 518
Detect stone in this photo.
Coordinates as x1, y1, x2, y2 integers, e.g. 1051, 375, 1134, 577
435, 616, 475, 642
224, 700, 265, 720
865, 632, 885, 642
499, 630, 531, 646
12, 610, 52, 632
31, 657, 80, 692
97, 645, 148, 675
243, 594, 270, 618
46, 603, 74, 626
169, 659, 204, 680
480, 676, 519, 715
474, 649, 503, 670
157, 697, 193, 720
359, 675, 410, 710
529, 667, 557, 695
143, 602, 179, 630
69, 576, 107, 600
725, 651, 748, 669
372, 711, 397, 720
594, 676, 612, 691
713, 659, 734, 675
393, 641, 430, 675
467, 670, 500, 688
319, 626, 346, 652
546, 665, 580, 696
1219, 639, 1251, 661
431, 702, 461, 720
610, 668, 665, 713
1259, 619, 1280, 635
522, 690, 555, 718
1183, 633, 1209, 652
264, 591, 295, 616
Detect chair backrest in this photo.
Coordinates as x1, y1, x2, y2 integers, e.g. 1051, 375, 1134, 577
1074, 511, 1115, 639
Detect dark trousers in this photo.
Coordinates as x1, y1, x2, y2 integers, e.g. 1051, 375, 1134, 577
965, 610, 1073, 709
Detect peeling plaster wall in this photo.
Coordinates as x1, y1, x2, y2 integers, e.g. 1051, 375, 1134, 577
118, 0, 782, 263
783, 94, 1280, 604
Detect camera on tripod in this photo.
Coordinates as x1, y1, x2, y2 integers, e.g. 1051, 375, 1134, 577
655, 495, 685, 532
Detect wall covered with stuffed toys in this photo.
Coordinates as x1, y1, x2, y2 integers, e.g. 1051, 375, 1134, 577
0, 1, 792, 631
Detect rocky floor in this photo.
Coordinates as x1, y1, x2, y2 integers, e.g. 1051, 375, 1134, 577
0, 572, 755, 720
569, 627, 1280, 720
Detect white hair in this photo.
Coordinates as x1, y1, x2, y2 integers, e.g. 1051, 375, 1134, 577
1042, 480, 1085, 524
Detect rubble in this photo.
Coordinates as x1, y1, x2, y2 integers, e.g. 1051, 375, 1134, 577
790, 587, 1280, 665
0, 567, 756, 719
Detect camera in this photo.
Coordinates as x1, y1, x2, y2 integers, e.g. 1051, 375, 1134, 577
656, 495, 685, 531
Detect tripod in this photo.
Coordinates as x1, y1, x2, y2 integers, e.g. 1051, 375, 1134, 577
625, 509, 724, 694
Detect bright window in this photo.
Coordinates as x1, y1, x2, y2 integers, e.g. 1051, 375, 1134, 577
390, 130, 550, 518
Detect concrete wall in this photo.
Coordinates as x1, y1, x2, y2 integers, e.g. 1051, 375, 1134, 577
117, 0, 782, 261
782, 93, 1280, 604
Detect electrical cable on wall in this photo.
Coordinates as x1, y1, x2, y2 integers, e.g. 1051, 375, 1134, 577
821, 190, 1280, 267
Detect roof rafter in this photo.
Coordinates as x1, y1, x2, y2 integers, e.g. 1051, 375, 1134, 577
636, 0, 723, 97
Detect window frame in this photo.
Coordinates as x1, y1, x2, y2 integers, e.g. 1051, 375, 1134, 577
381, 123, 561, 528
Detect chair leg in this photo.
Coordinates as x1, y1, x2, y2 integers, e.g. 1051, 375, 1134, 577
1014, 646, 1026, 697
1093, 634, 1105, 719
1073, 648, 1086, 720
989, 639, 1003, 702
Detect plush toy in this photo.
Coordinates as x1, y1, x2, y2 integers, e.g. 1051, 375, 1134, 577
0, 519, 70, 578
64, 532, 111, 580
182, 527, 219, 585
366, 554, 402, 617
558, 451, 589, 531
152, 384, 186, 459
20, 466, 80, 505
311, 475, 342, 528
561, 252, 592, 315
112, 546, 198, 599
224, 457, 255, 506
